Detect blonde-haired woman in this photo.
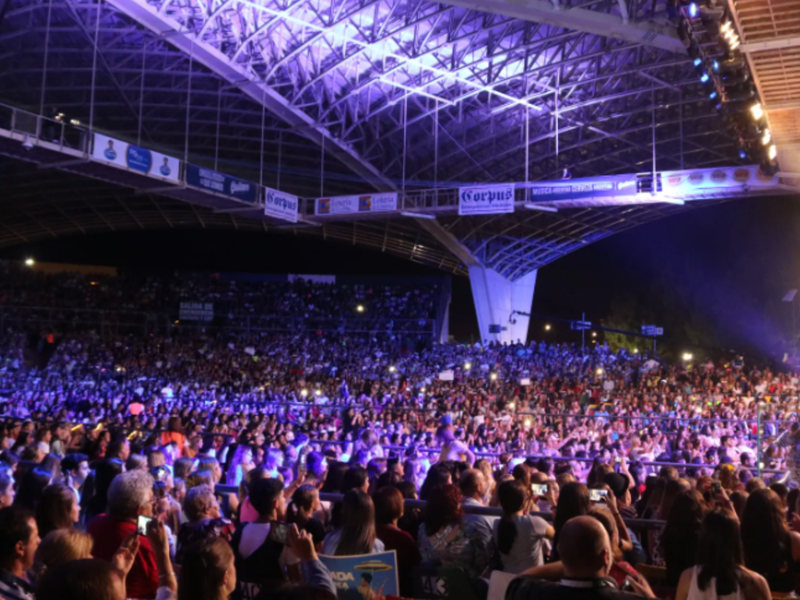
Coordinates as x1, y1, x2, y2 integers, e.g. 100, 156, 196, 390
30, 529, 94, 582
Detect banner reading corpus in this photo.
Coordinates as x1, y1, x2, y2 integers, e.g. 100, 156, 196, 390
264, 187, 299, 223
458, 184, 515, 215
315, 193, 397, 216
91, 133, 180, 183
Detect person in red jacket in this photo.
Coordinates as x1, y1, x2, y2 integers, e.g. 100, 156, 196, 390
87, 469, 159, 600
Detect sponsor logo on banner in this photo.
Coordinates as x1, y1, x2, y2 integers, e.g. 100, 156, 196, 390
667, 175, 682, 188
527, 175, 638, 203
185, 164, 258, 203
264, 187, 299, 223
91, 133, 180, 183
661, 166, 778, 196
756, 168, 774, 183
459, 184, 515, 215
126, 145, 152, 174
315, 193, 397, 216
733, 168, 751, 183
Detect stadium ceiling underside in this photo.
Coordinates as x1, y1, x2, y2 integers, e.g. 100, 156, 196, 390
0, 0, 788, 278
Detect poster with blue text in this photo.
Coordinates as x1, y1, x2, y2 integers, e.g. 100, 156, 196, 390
91, 133, 180, 183
319, 551, 399, 600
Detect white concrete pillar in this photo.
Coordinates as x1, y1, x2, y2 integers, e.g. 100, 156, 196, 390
468, 267, 537, 344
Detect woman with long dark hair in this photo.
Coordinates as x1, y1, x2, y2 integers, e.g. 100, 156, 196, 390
286, 485, 325, 550
660, 489, 707, 586
551, 482, 590, 562
494, 480, 554, 573
322, 489, 384, 556
37, 484, 80, 538
676, 510, 769, 600
740, 488, 800, 593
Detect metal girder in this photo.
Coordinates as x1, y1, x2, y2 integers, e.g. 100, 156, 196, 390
437, 0, 685, 54
106, 0, 397, 192
740, 35, 800, 54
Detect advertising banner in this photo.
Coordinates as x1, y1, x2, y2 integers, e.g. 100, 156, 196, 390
661, 165, 778, 196
178, 302, 214, 322
458, 184, 515, 215
319, 551, 399, 600
264, 187, 299, 223
185, 164, 258, 203
315, 193, 398, 216
527, 175, 638, 202
91, 133, 180, 183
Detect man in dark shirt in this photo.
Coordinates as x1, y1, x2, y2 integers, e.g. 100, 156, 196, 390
0, 506, 39, 600
507, 517, 654, 600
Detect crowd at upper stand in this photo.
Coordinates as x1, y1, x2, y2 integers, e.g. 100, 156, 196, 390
0, 262, 441, 336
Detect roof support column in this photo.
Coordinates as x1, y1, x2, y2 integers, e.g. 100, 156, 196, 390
468, 266, 537, 345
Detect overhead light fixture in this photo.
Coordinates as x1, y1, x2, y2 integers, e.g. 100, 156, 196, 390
689, 2, 698, 17
768, 144, 778, 160
524, 203, 558, 213
400, 211, 436, 220
751, 103, 764, 120
762, 129, 772, 145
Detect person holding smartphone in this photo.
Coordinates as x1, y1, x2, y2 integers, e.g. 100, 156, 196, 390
495, 480, 555, 573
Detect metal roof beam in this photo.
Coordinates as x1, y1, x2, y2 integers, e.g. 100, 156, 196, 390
437, 0, 685, 53
106, 0, 396, 192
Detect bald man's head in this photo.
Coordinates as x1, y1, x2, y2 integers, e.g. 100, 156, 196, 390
557, 516, 612, 579
459, 469, 486, 500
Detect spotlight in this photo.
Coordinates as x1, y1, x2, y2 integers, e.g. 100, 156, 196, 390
713, 60, 719, 71
300, 389, 308, 396
315, 389, 321, 396
751, 103, 764, 120
682, 352, 694, 361
508, 402, 516, 410
761, 129, 772, 145
739, 149, 747, 159
544, 324, 551, 331
694, 58, 703, 67
420, 387, 426, 392
356, 305, 364, 313
592, 331, 597, 337
490, 373, 498, 381
389, 366, 396, 373
596, 368, 604, 375
710, 91, 718, 99
464, 362, 472, 370
768, 144, 777, 160
689, 2, 698, 17
700, 73, 710, 83
633, 348, 639, 354
24, 258, 34, 266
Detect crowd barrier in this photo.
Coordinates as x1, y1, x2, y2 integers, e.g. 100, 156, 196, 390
213, 484, 667, 530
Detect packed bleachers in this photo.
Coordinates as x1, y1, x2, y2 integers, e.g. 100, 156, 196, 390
0, 263, 799, 600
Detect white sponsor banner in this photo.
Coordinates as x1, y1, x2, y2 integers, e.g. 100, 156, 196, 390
315, 192, 398, 216
91, 133, 180, 183
264, 187, 299, 223
662, 165, 778, 196
458, 184, 515, 215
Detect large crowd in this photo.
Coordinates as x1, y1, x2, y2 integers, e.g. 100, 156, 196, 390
0, 265, 800, 600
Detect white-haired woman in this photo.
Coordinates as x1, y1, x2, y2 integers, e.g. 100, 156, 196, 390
86, 469, 170, 600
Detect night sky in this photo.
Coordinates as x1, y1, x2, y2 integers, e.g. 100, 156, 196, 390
2, 193, 799, 348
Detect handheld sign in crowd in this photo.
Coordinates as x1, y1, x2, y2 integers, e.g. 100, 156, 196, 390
319, 551, 399, 600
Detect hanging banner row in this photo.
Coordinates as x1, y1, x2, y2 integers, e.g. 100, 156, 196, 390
90, 133, 299, 223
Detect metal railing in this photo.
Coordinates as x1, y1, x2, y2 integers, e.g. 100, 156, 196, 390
213, 485, 666, 530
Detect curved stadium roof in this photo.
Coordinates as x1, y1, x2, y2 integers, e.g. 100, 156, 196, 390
0, 0, 763, 276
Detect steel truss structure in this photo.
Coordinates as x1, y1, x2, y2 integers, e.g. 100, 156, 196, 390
0, 0, 768, 280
